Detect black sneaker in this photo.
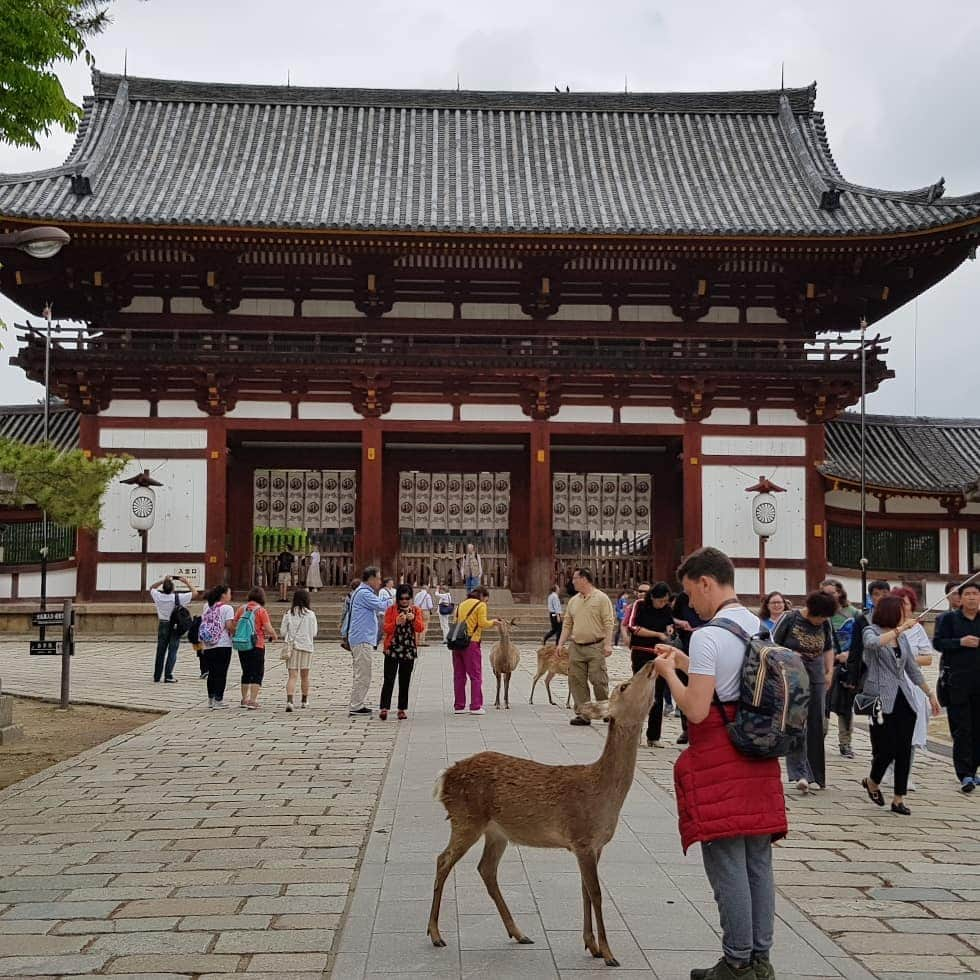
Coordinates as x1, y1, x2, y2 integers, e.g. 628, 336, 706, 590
676, 732, 689, 745
840, 745, 855, 759
164, 677, 178, 684
348, 707, 373, 717
691, 957, 755, 980
569, 716, 592, 726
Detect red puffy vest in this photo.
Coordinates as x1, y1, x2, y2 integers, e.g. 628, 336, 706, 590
674, 703, 788, 854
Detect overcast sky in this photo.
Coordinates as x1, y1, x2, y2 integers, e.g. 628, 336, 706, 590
2, 0, 978, 417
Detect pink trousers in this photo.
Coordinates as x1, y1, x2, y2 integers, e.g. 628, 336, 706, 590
452, 642, 483, 711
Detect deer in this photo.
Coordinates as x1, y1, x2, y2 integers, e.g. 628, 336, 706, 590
489, 618, 520, 709
529, 641, 571, 708
427, 658, 658, 968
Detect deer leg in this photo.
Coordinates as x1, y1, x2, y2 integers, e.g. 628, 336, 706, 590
478, 830, 533, 944
504, 672, 511, 709
575, 849, 618, 967
581, 876, 599, 959
529, 668, 542, 704
428, 822, 481, 947
545, 672, 556, 706
494, 671, 502, 709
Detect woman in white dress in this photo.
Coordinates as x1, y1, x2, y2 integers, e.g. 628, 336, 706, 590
306, 546, 323, 592
434, 582, 454, 641
280, 589, 318, 712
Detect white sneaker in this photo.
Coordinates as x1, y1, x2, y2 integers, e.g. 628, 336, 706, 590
208, 698, 215, 709
470, 708, 486, 715
796, 778, 810, 794
809, 782, 822, 791
285, 702, 294, 713
453, 708, 468, 715
213, 700, 229, 709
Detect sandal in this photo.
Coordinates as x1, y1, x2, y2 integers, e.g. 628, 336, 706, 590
862, 778, 885, 807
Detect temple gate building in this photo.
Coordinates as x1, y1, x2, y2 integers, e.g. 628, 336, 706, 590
1, 73, 979, 602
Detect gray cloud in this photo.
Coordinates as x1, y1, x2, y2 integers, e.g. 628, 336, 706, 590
1, 0, 978, 416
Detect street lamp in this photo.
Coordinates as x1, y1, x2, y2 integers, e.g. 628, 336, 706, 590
0, 226, 70, 260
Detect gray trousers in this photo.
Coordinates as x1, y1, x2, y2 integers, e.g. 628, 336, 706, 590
349, 642, 374, 711
702, 834, 775, 966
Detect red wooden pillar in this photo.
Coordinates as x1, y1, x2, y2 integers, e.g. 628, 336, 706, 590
356, 420, 383, 572
682, 422, 702, 556
76, 414, 99, 600
805, 423, 828, 587
205, 417, 228, 588
949, 526, 961, 578
527, 423, 553, 603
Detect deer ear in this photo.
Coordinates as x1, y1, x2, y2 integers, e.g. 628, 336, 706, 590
578, 700, 610, 720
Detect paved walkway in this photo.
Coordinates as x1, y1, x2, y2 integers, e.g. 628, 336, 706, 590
0, 636, 978, 978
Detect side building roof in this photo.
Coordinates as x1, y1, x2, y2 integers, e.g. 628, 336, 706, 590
822, 413, 980, 497
0, 72, 979, 237
0, 403, 79, 453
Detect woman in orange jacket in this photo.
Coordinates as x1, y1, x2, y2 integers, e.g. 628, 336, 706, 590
379, 584, 424, 720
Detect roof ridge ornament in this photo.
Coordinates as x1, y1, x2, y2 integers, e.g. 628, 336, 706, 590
70, 77, 130, 197
776, 94, 843, 212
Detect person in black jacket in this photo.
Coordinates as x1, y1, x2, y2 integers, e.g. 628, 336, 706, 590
934, 582, 980, 792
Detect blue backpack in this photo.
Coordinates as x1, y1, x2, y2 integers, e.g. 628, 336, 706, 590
232, 606, 258, 651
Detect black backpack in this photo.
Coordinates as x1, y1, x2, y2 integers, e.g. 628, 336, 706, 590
169, 597, 193, 639
446, 601, 485, 651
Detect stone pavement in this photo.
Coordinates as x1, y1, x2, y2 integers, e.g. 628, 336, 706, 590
0, 636, 978, 978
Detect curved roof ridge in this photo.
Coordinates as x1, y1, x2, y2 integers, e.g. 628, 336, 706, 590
776, 94, 835, 208
833, 411, 980, 428
835, 177, 948, 205
90, 69, 819, 114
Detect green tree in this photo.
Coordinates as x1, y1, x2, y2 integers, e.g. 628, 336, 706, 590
0, 1, 113, 149
0, 438, 127, 528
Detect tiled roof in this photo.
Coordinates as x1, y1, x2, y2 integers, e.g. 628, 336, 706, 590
1, 72, 978, 237
823, 414, 980, 495
0, 404, 79, 452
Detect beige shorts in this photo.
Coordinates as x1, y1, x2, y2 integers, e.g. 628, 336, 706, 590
277, 571, 291, 585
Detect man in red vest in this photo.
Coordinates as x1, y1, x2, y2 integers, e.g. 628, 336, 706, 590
654, 548, 787, 980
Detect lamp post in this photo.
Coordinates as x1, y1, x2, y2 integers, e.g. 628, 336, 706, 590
120, 470, 164, 591
0, 227, 70, 624
859, 318, 869, 609
746, 475, 787, 601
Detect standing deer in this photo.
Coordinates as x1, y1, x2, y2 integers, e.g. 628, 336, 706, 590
427, 659, 658, 967
529, 641, 571, 708
489, 618, 520, 709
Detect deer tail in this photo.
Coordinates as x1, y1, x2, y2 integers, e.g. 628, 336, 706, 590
432, 768, 448, 804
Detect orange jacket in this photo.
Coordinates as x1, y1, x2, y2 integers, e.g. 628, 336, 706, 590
382, 604, 424, 652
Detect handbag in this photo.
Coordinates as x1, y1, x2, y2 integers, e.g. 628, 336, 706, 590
280, 640, 295, 663
446, 601, 485, 651
852, 691, 881, 718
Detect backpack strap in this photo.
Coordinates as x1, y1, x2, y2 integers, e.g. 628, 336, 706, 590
705, 616, 753, 643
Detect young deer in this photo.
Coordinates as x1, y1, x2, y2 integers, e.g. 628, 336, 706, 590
529, 641, 571, 708
428, 659, 658, 967
489, 618, 520, 709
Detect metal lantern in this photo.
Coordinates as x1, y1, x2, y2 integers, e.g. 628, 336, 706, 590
745, 476, 787, 539
120, 469, 164, 531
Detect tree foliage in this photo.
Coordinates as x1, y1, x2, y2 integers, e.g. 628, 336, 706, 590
0, 438, 127, 529
0, 1, 112, 149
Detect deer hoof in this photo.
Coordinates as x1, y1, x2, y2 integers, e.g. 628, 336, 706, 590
515, 935, 534, 944
430, 936, 447, 948
604, 956, 620, 967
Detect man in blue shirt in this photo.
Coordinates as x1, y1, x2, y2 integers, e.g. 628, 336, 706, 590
346, 566, 394, 716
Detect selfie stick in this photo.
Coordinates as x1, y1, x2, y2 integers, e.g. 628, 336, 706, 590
916, 568, 980, 620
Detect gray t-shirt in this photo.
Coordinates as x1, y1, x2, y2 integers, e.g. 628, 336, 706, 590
688, 605, 760, 702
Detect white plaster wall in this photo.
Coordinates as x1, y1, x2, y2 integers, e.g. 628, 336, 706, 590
170, 297, 208, 315
225, 401, 291, 420
825, 490, 861, 511
16, 569, 77, 598
619, 305, 680, 322
0, 574, 12, 598
460, 404, 526, 422
99, 458, 207, 554
702, 465, 807, 559
384, 403, 453, 421
701, 306, 740, 323
157, 400, 208, 418
147, 561, 205, 590
883, 497, 948, 515
460, 304, 529, 320
96, 562, 141, 592
620, 407, 683, 424
702, 436, 806, 457
550, 305, 612, 321
961, 532, 970, 573
100, 428, 207, 450
757, 409, 805, 426
120, 296, 164, 314
735, 567, 760, 597
230, 298, 294, 317
762, 569, 808, 597
388, 302, 454, 319
101, 400, 152, 418
551, 405, 615, 423
746, 308, 787, 324
703, 408, 751, 426
940, 528, 950, 575
965, 503, 980, 516
835, 575, 864, 603
925, 581, 953, 608
298, 402, 362, 420
302, 300, 359, 317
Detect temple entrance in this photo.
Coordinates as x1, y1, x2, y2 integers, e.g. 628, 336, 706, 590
396, 471, 511, 587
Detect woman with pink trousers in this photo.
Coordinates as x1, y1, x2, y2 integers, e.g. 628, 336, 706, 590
452, 586, 496, 716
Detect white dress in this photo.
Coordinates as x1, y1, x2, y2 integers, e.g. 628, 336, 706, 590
306, 551, 323, 589
904, 623, 932, 748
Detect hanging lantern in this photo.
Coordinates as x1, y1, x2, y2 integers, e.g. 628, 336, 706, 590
120, 469, 164, 532
744, 476, 787, 539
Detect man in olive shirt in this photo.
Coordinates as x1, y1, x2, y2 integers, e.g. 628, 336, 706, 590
557, 567, 616, 726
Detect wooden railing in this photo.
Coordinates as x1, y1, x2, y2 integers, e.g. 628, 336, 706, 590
396, 532, 510, 588
554, 532, 655, 591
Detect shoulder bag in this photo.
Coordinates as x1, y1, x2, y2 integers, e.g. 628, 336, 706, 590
446, 601, 485, 651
